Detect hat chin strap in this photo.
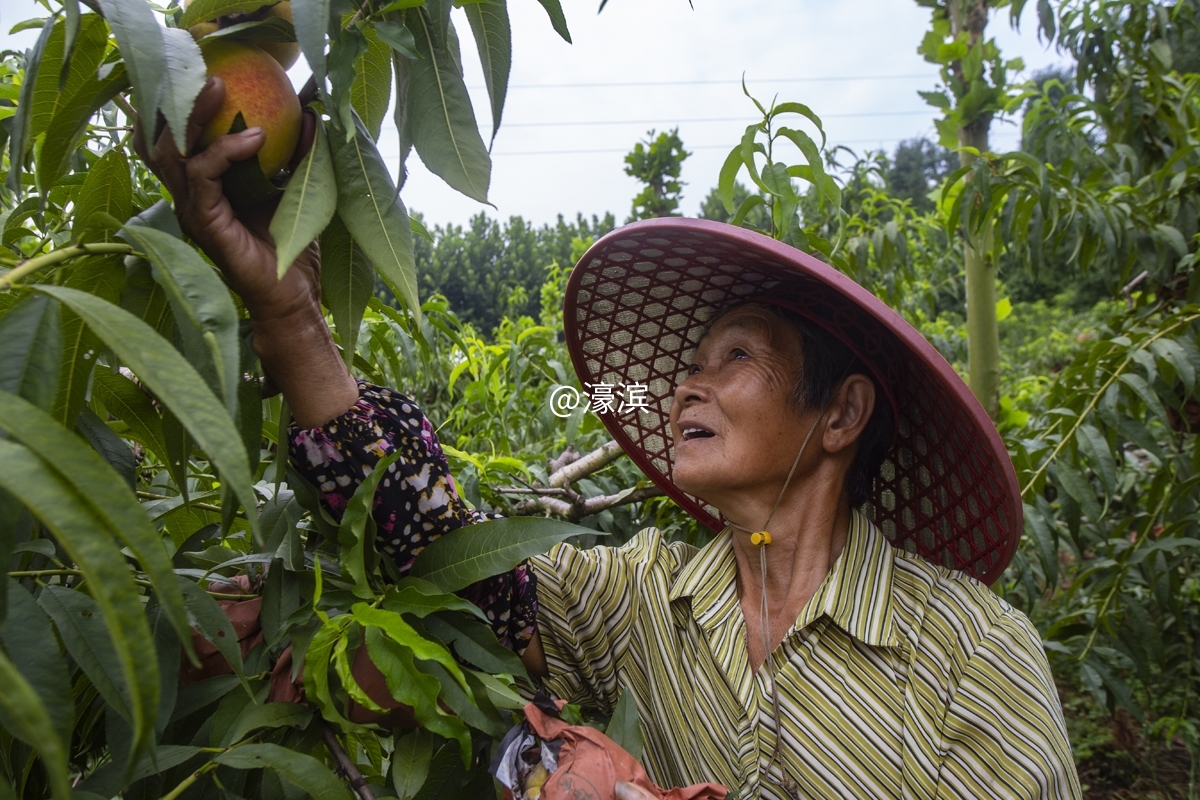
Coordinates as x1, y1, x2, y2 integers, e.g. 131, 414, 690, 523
724, 396, 837, 799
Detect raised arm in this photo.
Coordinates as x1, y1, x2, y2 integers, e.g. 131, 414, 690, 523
135, 80, 549, 682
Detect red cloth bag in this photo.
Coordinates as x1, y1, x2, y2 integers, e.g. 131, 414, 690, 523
507, 700, 727, 800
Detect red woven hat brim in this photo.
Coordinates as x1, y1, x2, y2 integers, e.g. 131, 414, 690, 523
563, 218, 1020, 585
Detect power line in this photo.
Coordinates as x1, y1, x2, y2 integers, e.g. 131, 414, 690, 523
467, 74, 933, 91
381, 138, 916, 159
500, 110, 931, 128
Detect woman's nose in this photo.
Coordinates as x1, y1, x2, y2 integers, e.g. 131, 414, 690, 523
674, 370, 710, 407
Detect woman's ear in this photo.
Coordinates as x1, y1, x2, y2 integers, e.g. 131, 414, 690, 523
822, 374, 876, 455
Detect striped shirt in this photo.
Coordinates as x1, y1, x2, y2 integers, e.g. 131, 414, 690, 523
530, 510, 1081, 799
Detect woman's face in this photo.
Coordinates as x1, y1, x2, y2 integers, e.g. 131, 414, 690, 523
668, 305, 813, 506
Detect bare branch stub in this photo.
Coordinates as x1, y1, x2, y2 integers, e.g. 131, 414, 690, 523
548, 440, 624, 488
501, 440, 661, 521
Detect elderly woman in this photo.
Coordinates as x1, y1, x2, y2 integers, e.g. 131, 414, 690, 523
141, 83, 1081, 799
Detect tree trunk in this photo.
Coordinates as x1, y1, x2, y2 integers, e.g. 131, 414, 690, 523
951, 0, 1001, 419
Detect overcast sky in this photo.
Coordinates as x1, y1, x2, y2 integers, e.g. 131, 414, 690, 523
2, 0, 1069, 229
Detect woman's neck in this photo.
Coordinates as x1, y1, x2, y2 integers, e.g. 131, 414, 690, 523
727, 478, 852, 671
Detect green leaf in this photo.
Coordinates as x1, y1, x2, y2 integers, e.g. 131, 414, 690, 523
1037, 0, 1055, 38
52, 254, 125, 427
0, 647, 70, 800
1023, 502, 1058, 589
97, 0, 164, 146
533, 0, 570, 42
178, 576, 246, 681
122, 223, 240, 415
6, 16, 56, 193
162, 407, 195, 503
179, 0, 274, 28
160, 27, 208, 154
1119, 372, 1170, 426
75, 406, 136, 491
607, 689, 643, 761
221, 701, 313, 747
730, 193, 766, 228
352, 604, 470, 694
0, 295, 62, 411
351, 27, 393, 141
37, 586, 133, 723
411, 516, 596, 591
75, 149, 133, 243
471, 668, 524, 709
416, 659, 507, 738
422, 612, 527, 679
1077, 423, 1117, 496
30, 14, 108, 140
3, 580, 73, 746
320, 214, 374, 367
238, 375, 262, 474
339, 450, 404, 598
463, 0, 510, 144
392, 51, 415, 188
215, 743, 354, 800
0, 435, 167, 776
199, 16, 298, 44
364, 626, 471, 758
717, 146, 744, 214
271, 116, 337, 281
37, 61, 129, 192
776, 126, 838, 209
93, 367, 170, 465
303, 614, 361, 730
375, 19, 417, 59
382, 578, 489, 622
292, 0, 331, 93
261, 558, 301, 647
1055, 461, 1101, 523
78, 745, 203, 798
769, 102, 825, 146
170, 675, 240, 723
60, 0, 81, 91
1151, 337, 1196, 396
392, 729, 433, 800
332, 114, 420, 320
408, 12, 492, 203
147, 599, 180, 733
35, 286, 260, 540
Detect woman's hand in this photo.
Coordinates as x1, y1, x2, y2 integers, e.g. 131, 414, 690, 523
134, 77, 319, 322
132, 76, 358, 428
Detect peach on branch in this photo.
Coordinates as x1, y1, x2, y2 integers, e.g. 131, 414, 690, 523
196, 40, 301, 179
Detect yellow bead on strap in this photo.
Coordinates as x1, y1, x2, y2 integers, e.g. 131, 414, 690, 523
750, 531, 772, 546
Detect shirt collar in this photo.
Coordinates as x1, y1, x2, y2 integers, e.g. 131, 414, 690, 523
668, 527, 739, 632
668, 509, 899, 649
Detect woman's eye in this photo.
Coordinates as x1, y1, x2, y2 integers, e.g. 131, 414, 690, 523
687, 364, 702, 375
730, 348, 748, 360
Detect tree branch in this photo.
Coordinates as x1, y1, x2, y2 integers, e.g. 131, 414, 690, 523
323, 725, 375, 800
548, 440, 623, 488
515, 485, 663, 522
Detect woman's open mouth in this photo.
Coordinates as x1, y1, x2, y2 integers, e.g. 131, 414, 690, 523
680, 425, 715, 441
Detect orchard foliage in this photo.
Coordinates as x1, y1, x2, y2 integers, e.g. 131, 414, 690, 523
0, 0, 605, 797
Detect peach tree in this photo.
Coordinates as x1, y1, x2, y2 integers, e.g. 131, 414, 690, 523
0, 0, 590, 797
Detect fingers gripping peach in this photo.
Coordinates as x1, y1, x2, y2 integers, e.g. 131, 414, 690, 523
196, 40, 301, 179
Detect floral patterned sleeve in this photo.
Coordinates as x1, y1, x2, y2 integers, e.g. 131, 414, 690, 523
288, 380, 537, 653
